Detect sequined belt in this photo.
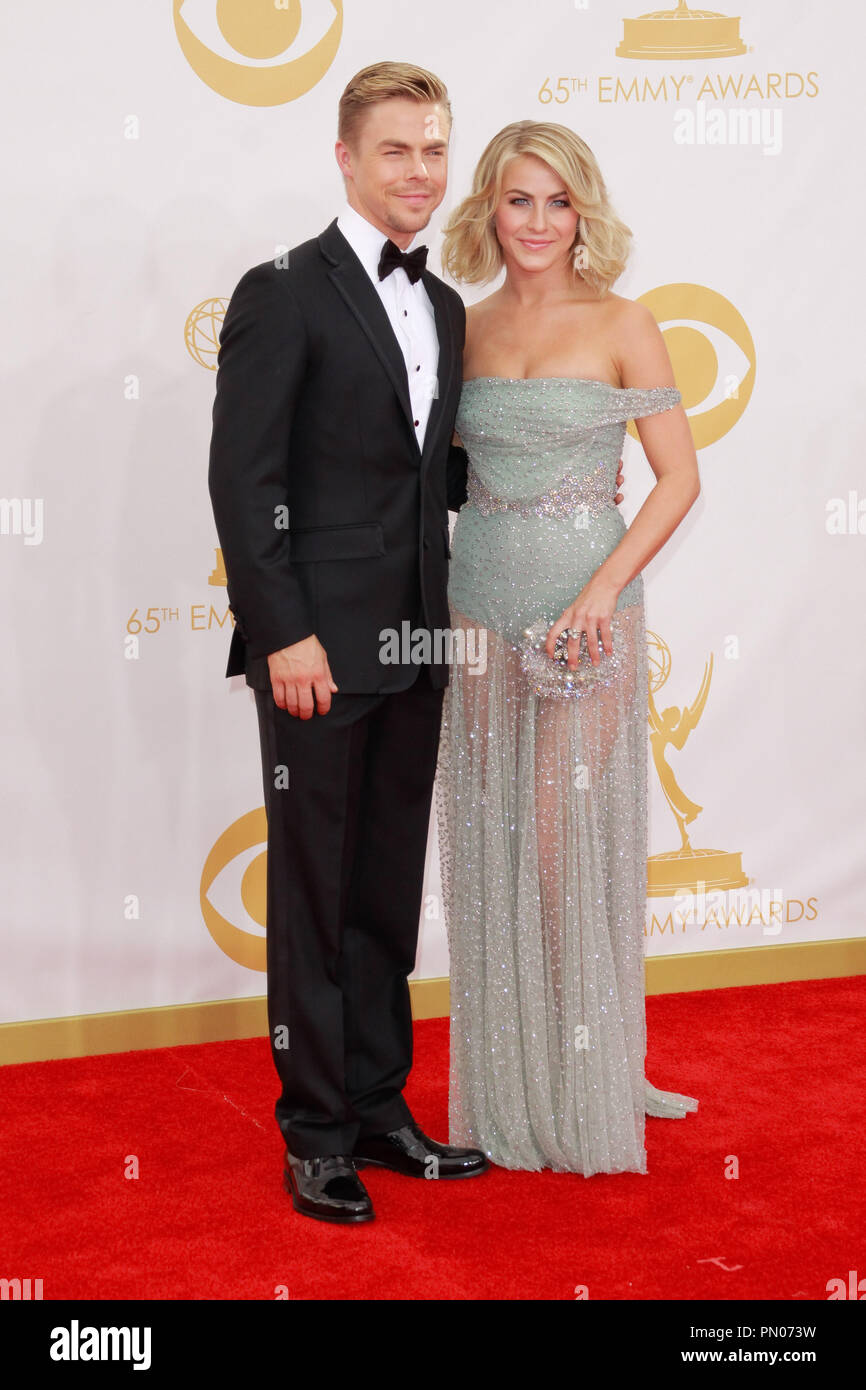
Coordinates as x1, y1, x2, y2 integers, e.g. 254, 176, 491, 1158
466, 461, 615, 521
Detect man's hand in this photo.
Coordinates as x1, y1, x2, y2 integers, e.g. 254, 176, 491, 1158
267, 635, 338, 719
614, 459, 625, 505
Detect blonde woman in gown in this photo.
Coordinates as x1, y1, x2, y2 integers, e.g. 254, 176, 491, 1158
435, 122, 701, 1174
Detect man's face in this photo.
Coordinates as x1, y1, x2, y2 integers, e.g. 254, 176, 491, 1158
336, 98, 450, 248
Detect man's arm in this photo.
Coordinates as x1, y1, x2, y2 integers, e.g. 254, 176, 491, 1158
446, 292, 469, 514
208, 263, 314, 659
447, 439, 468, 513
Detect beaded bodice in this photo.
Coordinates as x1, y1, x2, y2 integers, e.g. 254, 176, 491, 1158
457, 377, 682, 519
467, 457, 615, 522
447, 376, 683, 644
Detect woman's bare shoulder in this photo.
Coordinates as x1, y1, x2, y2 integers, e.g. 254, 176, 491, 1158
603, 292, 660, 336
464, 293, 500, 354
604, 294, 672, 382
466, 290, 501, 322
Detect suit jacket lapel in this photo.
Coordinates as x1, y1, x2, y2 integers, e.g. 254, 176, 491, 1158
319, 220, 420, 455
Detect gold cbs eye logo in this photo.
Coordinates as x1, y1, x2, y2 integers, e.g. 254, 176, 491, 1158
628, 284, 756, 450
200, 809, 268, 970
173, 0, 344, 107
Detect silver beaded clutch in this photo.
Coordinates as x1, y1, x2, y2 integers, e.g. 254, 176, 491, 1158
518, 616, 624, 699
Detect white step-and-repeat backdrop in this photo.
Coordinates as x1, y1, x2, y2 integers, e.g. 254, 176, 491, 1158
2, 2, 863, 1025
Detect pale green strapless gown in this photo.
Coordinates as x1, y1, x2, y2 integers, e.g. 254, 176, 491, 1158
435, 377, 698, 1174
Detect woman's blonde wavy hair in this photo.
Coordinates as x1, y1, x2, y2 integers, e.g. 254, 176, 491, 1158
442, 121, 631, 297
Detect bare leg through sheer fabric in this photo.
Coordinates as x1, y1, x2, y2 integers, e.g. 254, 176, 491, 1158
436, 604, 698, 1174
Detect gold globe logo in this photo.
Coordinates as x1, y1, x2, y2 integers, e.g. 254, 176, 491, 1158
185, 296, 229, 369
200, 809, 268, 970
628, 283, 755, 450
647, 630, 672, 695
174, 0, 344, 107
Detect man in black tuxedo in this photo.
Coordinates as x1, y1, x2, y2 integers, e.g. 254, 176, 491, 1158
208, 61, 487, 1223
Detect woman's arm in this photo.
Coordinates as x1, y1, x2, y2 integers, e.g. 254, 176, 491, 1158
595, 301, 700, 595
547, 301, 700, 666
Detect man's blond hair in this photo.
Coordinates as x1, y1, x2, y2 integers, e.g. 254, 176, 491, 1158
338, 61, 451, 148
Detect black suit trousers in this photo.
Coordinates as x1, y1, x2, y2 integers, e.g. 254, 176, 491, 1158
253, 665, 444, 1157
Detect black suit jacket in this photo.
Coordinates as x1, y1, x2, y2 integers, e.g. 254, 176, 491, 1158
207, 218, 469, 693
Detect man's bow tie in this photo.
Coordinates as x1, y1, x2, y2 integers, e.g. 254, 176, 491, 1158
378, 239, 428, 285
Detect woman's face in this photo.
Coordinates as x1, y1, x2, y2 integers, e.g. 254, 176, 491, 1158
493, 154, 580, 278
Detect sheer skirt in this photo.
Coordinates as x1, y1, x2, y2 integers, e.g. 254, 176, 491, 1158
435, 601, 698, 1174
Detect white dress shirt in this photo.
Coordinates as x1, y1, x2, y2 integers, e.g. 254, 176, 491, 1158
336, 201, 440, 450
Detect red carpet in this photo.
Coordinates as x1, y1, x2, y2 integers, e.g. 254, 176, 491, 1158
1, 976, 864, 1301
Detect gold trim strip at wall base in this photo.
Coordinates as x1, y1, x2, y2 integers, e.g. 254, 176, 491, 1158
1, 937, 864, 1066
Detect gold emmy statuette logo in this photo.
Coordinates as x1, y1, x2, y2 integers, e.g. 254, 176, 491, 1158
200, 809, 268, 970
209, 549, 227, 586
185, 296, 229, 370
617, 1, 747, 61
646, 631, 748, 896
628, 283, 755, 451
174, 0, 344, 107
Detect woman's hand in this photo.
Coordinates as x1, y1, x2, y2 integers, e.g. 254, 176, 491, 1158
546, 575, 621, 669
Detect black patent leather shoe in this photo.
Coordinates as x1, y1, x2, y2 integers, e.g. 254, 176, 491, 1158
353, 1121, 489, 1179
283, 1150, 374, 1223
